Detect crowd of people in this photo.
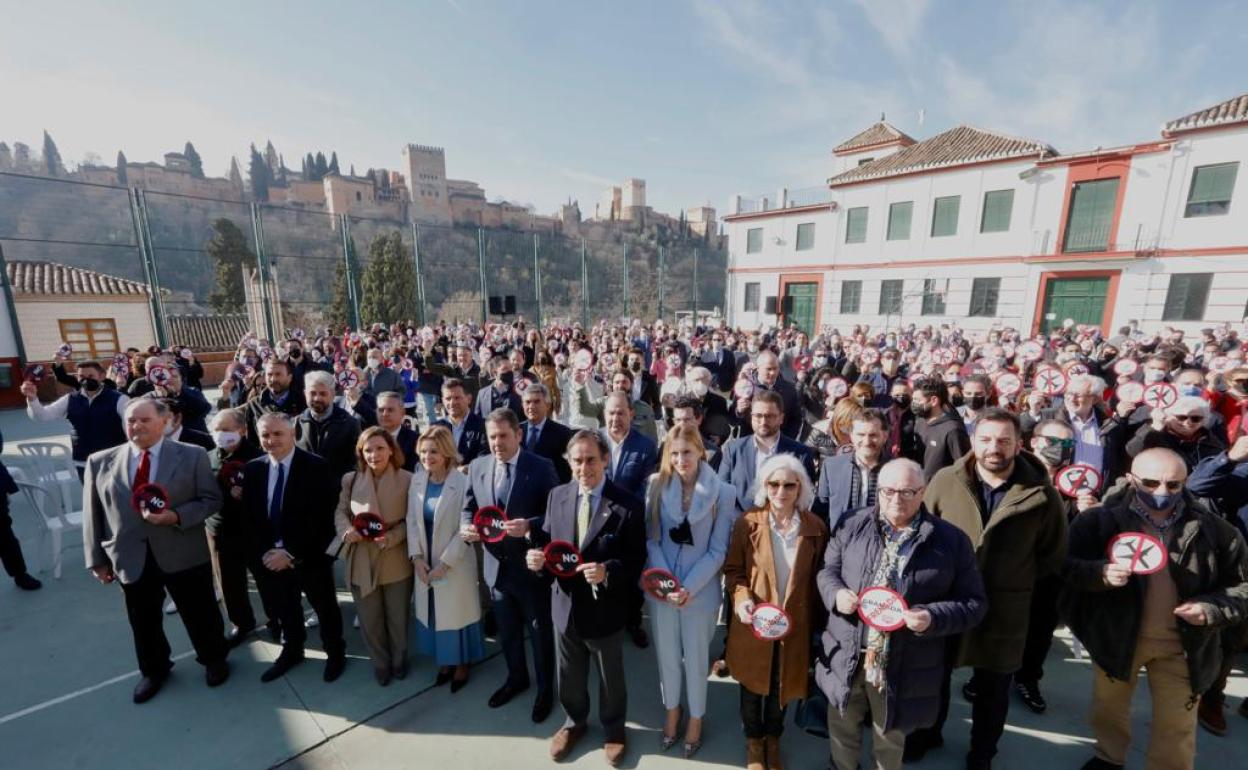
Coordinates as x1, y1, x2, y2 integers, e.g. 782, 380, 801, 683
5, 313, 1248, 770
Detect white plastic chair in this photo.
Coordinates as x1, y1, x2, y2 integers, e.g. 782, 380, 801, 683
15, 480, 84, 579
17, 441, 81, 515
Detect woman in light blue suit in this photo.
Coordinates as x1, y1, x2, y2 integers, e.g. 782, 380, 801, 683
645, 424, 736, 758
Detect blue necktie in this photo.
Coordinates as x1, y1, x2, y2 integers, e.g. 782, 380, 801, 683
269, 463, 285, 530
527, 425, 539, 449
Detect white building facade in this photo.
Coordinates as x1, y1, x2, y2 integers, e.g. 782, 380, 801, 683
725, 94, 1248, 338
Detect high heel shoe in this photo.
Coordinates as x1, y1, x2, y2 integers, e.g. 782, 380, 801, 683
660, 706, 682, 752
683, 719, 704, 759
434, 668, 452, 687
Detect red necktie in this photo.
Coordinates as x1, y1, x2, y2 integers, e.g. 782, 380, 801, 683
134, 449, 151, 489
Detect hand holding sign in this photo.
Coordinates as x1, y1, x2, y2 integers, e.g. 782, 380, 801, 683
542, 540, 583, 577
1108, 531, 1166, 575
750, 603, 792, 641
351, 511, 386, 542
1143, 382, 1178, 411
1055, 464, 1103, 498
857, 586, 909, 632
641, 568, 682, 602
132, 483, 174, 526
472, 506, 508, 543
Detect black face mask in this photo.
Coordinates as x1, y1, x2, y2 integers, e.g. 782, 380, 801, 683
892, 394, 911, 410
499, 371, 515, 387
630, 361, 643, 372
965, 395, 986, 411
909, 400, 931, 418
1036, 440, 1075, 468
950, 393, 966, 408
82, 378, 102, 392
289, 348, 301, 359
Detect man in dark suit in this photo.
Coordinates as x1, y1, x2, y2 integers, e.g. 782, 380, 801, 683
158, 397, 215, 452
431, 343, 485, 403
82, 398, 228, 703
525, 430, 646, 766
244, 412, 346, 683
295, 370, 362, 483
735, 350, 804, 439
813, 409, 889, 532
435, 378, 489, 464
599, 392, 656, 648
152, 366, 213, 434
474, 355, 524, 419
700, 331, 738, 392
376, 391, 419, 472
623, 348, 661, 412
718, 390, 816, 516
683, 365, 732, 448
460, 408, 560, 722
363, 347, 404, 400
664, 396, 724, 470
520, 382, 574, 483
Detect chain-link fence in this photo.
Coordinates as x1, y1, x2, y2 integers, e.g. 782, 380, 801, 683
0, 171, 726, 359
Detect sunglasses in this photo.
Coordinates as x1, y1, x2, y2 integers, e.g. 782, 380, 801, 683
766, 481, 799, 491
1039, 436, 1076, 448
1170, 414, 1203, 424
1136, 478, 1184, 492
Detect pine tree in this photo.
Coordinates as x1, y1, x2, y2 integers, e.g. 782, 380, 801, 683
184, 141, 204, 178
329, 151, 340, 175
42, 130, 64, 176
248, 144, 270, 201
315, 151, 328, 178
358, 231, 417, 325
264, 140, 279, 176
304, 152, 318, 181
116, 151, 129, 186
228, 156, 244, 190
349, 164, 356, 176
205, 218, 253, 313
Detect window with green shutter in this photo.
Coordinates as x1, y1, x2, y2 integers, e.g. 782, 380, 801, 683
1185, 162, 1238, 217
1162, 273, 1212, 321
795, 222, 816, 251
980, 189, 1014, 233
840, 280, 862, 313
931, 195, 960, 237
746, 227, 763, 254
968, 277, 1000, 317
921, 279, 947, 315
845, 207, 868, 243
887, 201, 913, 240
879, 279, 903, 315
1062, 178, 1119, 253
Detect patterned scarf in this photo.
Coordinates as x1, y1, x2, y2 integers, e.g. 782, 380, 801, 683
863, 512, 920, 689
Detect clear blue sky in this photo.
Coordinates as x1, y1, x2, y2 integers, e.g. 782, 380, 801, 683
3, 0, 1247, 217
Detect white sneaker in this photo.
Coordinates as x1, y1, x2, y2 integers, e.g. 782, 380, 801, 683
164, 598, 178, 614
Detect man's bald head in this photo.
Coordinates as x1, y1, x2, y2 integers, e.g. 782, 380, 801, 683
1131, 447, 1188, 483
879, 458, 924, 490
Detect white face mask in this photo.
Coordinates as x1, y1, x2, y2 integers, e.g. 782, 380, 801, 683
688, 381, 709, 398
367, 358, 382, 370
213, 430, 241, 449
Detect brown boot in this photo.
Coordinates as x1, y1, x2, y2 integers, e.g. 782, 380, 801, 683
745, 737, 766, 770
765, 735, 784, 770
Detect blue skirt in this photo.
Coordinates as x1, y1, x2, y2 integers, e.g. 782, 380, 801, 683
414, 589, 487, 666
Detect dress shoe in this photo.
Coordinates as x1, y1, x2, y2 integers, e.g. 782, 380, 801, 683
549, 724, 587, 761
532, 692, 553, 722
604, 737, 626, 767
450, 674, 470, 694
435, 668, 453, 687
323, 654, 346, 683
1199, 697, 1228, 736
627, 624, 649, 649
903, 731, 942, 763
132, 673, 167, 704
260, 653, 304, 683
1080, 759, 1123, 770
225, 624, 256, 648
13, 573, 42, 591
966, 754, 992, 770
205, 661, 230, 687
488, 681, 529, 708
393, 662, 408, 681
374, 668, 392, 687
1014, 679, 1046, 714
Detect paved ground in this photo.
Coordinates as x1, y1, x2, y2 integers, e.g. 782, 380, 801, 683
1, 407, 1246, 769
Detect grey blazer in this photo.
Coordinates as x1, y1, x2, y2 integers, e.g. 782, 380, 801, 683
82, 440, 223, 584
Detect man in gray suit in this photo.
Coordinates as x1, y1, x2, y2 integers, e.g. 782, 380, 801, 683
364, 348, 404, 400
83, 398, 228, 704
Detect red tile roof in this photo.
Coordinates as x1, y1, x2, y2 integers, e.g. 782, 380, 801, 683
6, 260, 151, 297
1164, 93, 1248, 135
829, 125, 1056, 186
833, 121, 915, 154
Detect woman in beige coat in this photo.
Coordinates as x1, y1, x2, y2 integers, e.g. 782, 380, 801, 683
407, 425, 484, 692
335, 426, 414, 686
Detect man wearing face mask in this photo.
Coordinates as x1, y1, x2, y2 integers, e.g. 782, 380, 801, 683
475, 356, 524, 419
957, 375, 993, 433
21, 360, 130, 478
1061, 448, 1248, 770
909, 378, 970, 482
682, 366, 731, 448
363, 348, 404, 401
206, 408, 269, 646
621, 348, 660, 410
700, 332, 737, 392
856, 349, 905, 409
1126, 396, 1226, 471
1171, 368, 1227, 436
1021, 374, 1131, 487
152, 397, 214, 451
884, 379, 922, 464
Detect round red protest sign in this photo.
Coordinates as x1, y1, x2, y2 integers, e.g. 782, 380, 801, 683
23, 363, 46, 382
112, 353, 129, 368
131, 483, 170, 516
859, 347, 880, 365
794, 354, 812, 373
641, 568, 682, 601
1112, 359, 1139, 377
543, 540, 583, 578
1016, 341, 1044, 361
1034, 366, 1068, 396
824, 376, 849, 399
1108, 531, 1167, 575
147, 365, 171, 387
733, 379, 755, 400
936, 348, 958, 366
994, 372, 1022, 396
750, 603, 792, 641
217, 460, 246, 489
336, 369, 360, 390
1055, 463, 1103, 498
472, 505, 509, 544
573, 349, 594, 371
55, 342, 73, 359
514, 376, 530, 394
1063, 361, 1090, 378
857, 586, 908, 632
352, 511, 386, 540
1143, 382, 1178, 410
1116, 381, 1145, 405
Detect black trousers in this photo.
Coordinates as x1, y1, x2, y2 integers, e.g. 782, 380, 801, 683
492, 581, 555, 697
1018, 573, 1063, 684
120, 547, 227, 677
910, 643, 1013, 762
740, 646, 786, 738
0, 493, 29, 578
253, 556, 345, 659
556, 624, 627, 741
210, 530, 276, 631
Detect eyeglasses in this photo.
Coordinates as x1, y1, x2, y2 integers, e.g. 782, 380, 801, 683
1136, 478, 1184, 492
766, 481, 799, 491
879, 487, 922, 500
1170, 414, 1204, 424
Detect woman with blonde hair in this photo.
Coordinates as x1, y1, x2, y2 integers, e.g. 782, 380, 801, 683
724, 454, 829, 770
335, 426, 414, 686
645, 425, 736, 757
406, 424, 484, 691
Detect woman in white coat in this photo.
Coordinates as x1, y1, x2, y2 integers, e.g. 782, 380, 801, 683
645, 424, 736, 757
407, 425, 483, 692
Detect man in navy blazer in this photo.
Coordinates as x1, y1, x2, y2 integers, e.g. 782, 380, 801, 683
460, 408, 561, 722
718, 390, 816, 516
474, 356, 524, 419
813, 409, 890, 532
376, 391, 419, 472
733, 350, 804, 439
525, 430, 645, 765
700, 331, 738, 392
435, 378, 488, 464
520, 382, 575, 484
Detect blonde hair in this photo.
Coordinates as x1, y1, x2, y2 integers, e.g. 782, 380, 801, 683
648, 425, 706, 540
830, 398, 865, 445
415, 424, 461, 469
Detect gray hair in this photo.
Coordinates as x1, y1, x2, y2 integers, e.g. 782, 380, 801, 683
124, 397, 169, 419
1066, 373, 1107, 396
211, 407, 246, 431
304, 370, 335, 392
1167, 395, 1210, 418
567, 429, 610, 460
522, 382, 551, 402
376, 390, 405, 407
257, 411, 295, 430
752, 453, 815, 511
878, 458, 925, 489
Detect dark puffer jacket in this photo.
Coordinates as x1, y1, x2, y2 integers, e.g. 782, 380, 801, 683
1059, 484, 1248, 695
815, 507, 987, 733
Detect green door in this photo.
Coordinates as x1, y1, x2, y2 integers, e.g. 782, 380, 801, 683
784, 282, 818, 336
1040, 276, 1109, 333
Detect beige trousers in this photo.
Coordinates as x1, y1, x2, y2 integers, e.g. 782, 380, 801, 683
826, 667, 906, 770
353, 579, 413, 673
1090, 637, 1197, 770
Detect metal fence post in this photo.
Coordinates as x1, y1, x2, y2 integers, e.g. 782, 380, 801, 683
411, 223, 426, 326
339, 214, 362, 330
132, 190, 169, 347
657, 246, 666, 321
622, 243, 630, 320
533, 233, 543, 328
692, 248, 699, 325
248, 203, 277, 341
0, 243, 28, 363
580, 239, 589, 328
477, 228, 489, 324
